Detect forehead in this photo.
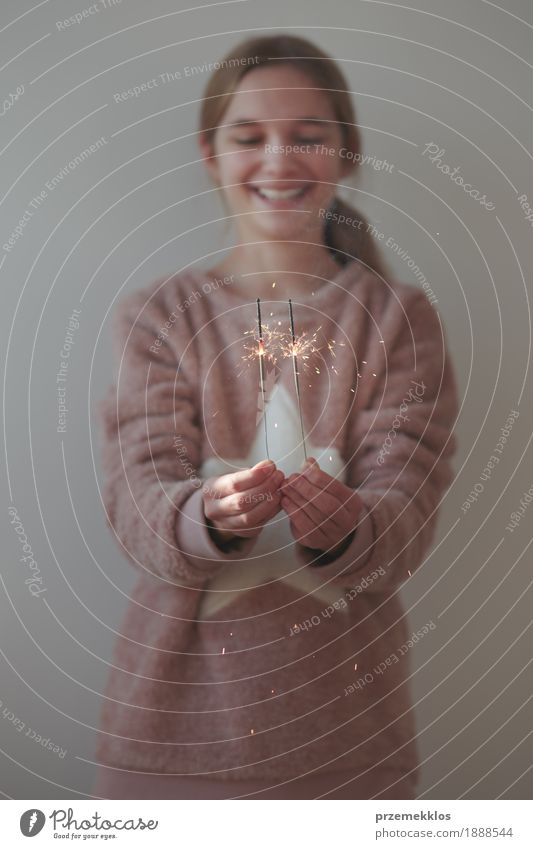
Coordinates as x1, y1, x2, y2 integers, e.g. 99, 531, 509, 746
224, 65, 337, 122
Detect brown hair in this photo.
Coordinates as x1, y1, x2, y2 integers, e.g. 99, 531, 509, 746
199, 34, 389, 278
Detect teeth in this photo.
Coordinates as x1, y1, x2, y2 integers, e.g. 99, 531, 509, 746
256, 187, 306, 199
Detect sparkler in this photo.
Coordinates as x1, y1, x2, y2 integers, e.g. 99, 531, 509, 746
256, 298, 270, 459
239, 295, 346, 461
288, 298, 308, 461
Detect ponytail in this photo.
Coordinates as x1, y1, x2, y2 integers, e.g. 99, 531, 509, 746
325, 197, 389, 279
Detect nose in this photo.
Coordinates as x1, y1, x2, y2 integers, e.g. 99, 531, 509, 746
261, 137, 303, 173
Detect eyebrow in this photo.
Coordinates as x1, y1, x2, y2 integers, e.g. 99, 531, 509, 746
225, 117, 332, 128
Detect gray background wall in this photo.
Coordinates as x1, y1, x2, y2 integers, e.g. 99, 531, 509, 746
1, 0, 532, 799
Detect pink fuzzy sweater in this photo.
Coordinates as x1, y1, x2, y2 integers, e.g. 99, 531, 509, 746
96, 259, 458, 785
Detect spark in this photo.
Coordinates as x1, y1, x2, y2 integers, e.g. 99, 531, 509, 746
250, 728, 255, 734
278, 324, 323, 369
221, 647, 225, 654
354, 663, 358, 670
272, 281, 276, 288
407, 570, 412, 577
212, 410, 219, 417
372, 372, 377, 377
241, 323, 285, 367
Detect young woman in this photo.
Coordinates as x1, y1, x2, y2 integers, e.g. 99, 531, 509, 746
94, 34, 459, 800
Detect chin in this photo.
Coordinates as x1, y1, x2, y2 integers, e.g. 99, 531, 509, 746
251, 218, 317, 240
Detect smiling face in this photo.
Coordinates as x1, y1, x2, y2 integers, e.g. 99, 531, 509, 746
200, 64, 352, 246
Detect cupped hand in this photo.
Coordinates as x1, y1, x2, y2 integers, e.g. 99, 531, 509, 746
203, 459, 285, 546
280, 457, 364, 555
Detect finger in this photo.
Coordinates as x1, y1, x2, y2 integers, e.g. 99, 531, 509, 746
301, 457, 351, 501
283, 465, 359, 525
208, 488, 282, 536
210, 460, 277, 498
282, 494, 330, 549
212, 469, 284, 516
282, 473, 347, 523
231, 469, 285, 514
232, 489, 283, 535
281, 483, 343, 536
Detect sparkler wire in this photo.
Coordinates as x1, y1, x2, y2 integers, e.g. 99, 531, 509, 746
288, 298, 308, 461
256, 298, 270, 460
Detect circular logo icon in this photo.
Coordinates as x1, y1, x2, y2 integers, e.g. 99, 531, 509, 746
20, 809, 46, 836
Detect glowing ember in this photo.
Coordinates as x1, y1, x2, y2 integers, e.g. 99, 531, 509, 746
279, 325, 323, 368
240, 323, 285, 368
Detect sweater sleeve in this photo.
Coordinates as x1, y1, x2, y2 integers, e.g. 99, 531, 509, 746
296, 289, 459, 594
98, 283, 258, 586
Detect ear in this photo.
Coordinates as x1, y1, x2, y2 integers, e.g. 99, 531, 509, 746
198, 131, 220, 184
